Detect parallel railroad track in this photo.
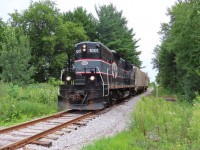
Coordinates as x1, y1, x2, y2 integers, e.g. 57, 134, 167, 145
0, 110, 99, 150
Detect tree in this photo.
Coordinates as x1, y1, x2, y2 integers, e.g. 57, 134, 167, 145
0, 18, 6, 75
0, 18, 5, 44
153, 0, 200, 100
50, 22, 88, 77
63, 7, 98, 41
9, 0, 62, 82
152, 22, 177, 92
0, 27, 33, 85
95, 4, 141, 67
152, 45, 160, 71
9, 0, 88, 81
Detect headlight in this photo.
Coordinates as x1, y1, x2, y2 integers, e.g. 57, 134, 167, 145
66, 76, 71, 81
90, 76, 95, 81
82, 44, 87, 52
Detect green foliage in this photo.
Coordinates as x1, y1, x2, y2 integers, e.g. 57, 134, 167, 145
9, 0, 62, 82
151, 45, 160, 71
63, 7, 98, 41
0, 83, 57, 126
151, 86, 175, 99
83, 131, 133, 150
152, 0, 200, 100
0, 18, 5, 45
133, 97, 191, 143
187, 95, 200, 148
55, 21, 88, 54
0, 81, 9, 97
9, 0, 88, 82
50, 21, 88, 78
0, 26, 33, 85
48, 77, 61, 87
84, 95, 200, 150
96, 4, 141, 67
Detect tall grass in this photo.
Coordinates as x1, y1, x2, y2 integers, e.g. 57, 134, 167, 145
130, 97, 192, 149
0, 82, 58, 126
187, 95, 200, 149
83, 90, 200, 150
84, 131, 133, 150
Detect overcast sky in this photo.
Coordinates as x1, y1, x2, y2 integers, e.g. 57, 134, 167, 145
0, 0, 177, 82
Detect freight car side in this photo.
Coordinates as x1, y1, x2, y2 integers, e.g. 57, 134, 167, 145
133, 66, 148, 92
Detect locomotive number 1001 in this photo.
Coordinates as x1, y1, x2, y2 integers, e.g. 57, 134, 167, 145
89, 49, 99, 53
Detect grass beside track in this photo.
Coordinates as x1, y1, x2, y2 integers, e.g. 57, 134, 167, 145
0, 82, 58, 126
83, 87, 200, 150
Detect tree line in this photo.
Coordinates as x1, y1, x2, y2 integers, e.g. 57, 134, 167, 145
0, 0, 141, 84
152, 0, 200, 101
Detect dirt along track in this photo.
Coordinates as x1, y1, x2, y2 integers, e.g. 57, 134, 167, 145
22, 89, 152, 150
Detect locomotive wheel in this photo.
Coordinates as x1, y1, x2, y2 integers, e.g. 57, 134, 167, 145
109, 91, 117, 105
104, 96, 111, 107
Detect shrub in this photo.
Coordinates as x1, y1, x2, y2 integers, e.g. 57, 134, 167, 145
0, 83, 58, 126
83, 96, 194, 150
187, 95, 200, 149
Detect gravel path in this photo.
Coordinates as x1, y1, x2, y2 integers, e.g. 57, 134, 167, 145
25, 90, 151, 150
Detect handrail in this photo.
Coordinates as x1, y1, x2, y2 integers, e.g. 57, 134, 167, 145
105, 68, 110, 96
60, 69, 65, 83
96, 67, 105, 96
59, 69, 65, 94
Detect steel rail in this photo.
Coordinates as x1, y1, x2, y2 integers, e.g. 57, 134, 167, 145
0, 110, 73, 134
0, 111, 93, 150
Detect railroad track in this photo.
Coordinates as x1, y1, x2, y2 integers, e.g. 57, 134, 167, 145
0, 91, 149, 150
0, 110, 99, 150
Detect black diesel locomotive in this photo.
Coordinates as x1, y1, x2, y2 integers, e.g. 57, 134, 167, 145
58, 42, 148, 110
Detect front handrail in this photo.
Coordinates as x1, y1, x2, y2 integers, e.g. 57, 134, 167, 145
105, 68, 110, 96
95, 67, 105, 96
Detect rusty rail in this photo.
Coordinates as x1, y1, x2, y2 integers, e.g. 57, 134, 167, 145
0, 110, 73, 134
0, 111, 93, 150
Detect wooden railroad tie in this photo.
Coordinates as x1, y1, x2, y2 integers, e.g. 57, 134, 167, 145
31, 140, 52, 147
62, 128, 71, 133
67, 126, 77, 130
54, 131, 65, 136
45, 134, 59, 140
22, 147, 35, 150
73, 121, 87, 126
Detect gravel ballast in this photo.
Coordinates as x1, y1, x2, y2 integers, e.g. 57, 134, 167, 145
25, 90, 151, 150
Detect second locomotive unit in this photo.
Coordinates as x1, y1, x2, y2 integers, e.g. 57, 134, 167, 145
58, 42, 148, 110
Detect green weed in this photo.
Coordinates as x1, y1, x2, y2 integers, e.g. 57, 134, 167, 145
187, 95, 200, 149
83, 131, 134, 150
83, 94, 200, 150
0, 82, 58, 127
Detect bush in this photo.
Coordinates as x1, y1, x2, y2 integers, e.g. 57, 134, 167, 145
83, 96, 198, 150
187, 95, 200, 149
132, 97, 192, 146
48, 77, 62, 87
0, 82, 58, 126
